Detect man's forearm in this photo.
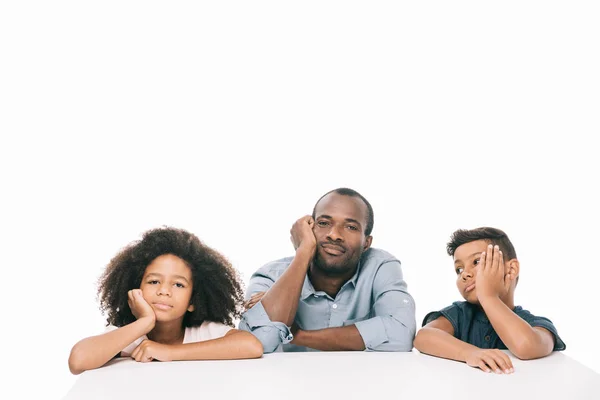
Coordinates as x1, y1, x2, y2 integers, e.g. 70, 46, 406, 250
479, 296, 547, 359
260, 246, 312, 326
292, 325, 365, 351
414, 327, 479, 362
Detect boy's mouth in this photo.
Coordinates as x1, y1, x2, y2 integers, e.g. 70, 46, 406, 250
465, 283, 476, 292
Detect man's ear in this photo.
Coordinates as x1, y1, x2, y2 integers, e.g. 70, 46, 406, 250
506, 259, 520, 281
364, 235, 373, 251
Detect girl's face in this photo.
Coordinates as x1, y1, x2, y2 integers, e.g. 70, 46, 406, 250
140, 254, 194, 322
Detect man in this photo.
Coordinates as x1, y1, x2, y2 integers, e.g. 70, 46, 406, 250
240, 188, 416, 353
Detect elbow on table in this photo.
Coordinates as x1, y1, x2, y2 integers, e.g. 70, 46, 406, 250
68, 346, 87, 375
510, 338, 546, 360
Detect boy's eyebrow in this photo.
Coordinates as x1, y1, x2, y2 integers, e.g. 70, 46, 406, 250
318, 214, 363, 227
454, 252, 484, 264
145, 272, 190, 283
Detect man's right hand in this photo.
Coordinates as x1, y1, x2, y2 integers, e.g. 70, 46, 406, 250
290, 215, 317, 255
465, 348, 514, 374
128, 289, 156, 324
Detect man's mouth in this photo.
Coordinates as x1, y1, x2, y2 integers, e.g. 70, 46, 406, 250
321, 243, 346, 256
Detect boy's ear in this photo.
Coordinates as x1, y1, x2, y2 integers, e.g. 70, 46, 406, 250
506, 259, 520, 281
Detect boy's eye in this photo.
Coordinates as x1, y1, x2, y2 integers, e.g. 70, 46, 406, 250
455, 267, 464, 275
174, 283, 185, 288
148, 280, 159, 285
474, 258, 481, 266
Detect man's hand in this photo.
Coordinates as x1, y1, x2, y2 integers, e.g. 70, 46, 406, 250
128, 289, 156, 324
245, 291, 266, 310
465, 348, 514, 374
290, 215, 317, 255
476, 245, 511, 300
130, 340, 173, 362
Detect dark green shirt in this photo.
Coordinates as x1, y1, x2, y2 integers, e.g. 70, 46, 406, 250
422, 301, 566, 351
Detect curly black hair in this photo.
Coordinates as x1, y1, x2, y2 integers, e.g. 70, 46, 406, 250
97, 227, 245, 328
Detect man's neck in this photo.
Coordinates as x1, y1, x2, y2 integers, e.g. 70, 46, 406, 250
308, 264, 358, 298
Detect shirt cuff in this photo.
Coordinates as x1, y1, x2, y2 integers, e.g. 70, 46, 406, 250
354, 316, 389, 350
241, 301, 293, 343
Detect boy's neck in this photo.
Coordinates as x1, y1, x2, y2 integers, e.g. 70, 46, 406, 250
147, 319, 186, 345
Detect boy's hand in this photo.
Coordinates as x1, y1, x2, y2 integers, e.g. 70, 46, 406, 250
465, 348, 514, 374
131, 340, 172, 362
128, 289, 156, 322
290, 215, 317, 255
476, 245, 511, 300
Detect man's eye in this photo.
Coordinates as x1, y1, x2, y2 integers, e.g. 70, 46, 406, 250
347, 225, 358, 231
455, 268, 464, 275
317, 221, 329, 227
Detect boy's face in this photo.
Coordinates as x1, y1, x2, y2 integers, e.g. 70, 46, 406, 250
453, 239, 489, 304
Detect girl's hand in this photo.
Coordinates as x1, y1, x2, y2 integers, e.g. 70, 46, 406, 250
131, 340, 173, 362
128, 289, 156, 322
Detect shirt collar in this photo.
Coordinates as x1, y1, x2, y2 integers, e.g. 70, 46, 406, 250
300, 256, 364, 300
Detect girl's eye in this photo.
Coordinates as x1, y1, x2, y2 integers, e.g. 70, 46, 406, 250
174, 283, 185, 288
455, 267, 464, 275
148, 280, 159, 285
474, 259, 481, 266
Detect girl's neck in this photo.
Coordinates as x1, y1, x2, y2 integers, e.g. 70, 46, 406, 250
147, 319, 186, 345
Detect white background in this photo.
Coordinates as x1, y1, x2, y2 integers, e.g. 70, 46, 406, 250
1, 2, 599, 399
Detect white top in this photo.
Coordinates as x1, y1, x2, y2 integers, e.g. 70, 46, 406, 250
106, 321, 233, 357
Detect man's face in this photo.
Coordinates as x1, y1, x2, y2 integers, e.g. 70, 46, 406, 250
312, 193, 372, 275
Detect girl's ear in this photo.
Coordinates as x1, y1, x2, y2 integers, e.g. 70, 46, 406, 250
187, 304, 195, 312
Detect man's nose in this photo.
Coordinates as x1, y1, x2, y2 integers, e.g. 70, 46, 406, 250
327, 225, 343, 241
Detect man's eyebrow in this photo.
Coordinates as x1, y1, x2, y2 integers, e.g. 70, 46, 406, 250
317, 215, 363, 227
145, 272, 190, 283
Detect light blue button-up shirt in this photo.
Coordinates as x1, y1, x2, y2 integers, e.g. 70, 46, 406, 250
239, 248, 416, 353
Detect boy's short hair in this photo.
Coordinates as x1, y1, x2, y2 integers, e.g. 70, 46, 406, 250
446, 227, 517, 261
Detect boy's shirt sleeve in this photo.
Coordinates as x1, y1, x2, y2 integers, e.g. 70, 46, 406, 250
515, 308, 566, 351
421, 302, 463, 338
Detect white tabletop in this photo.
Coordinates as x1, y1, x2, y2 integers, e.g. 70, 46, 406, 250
63, 350, 600, 400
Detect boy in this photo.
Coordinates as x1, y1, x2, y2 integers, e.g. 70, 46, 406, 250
414, 227, 565, 374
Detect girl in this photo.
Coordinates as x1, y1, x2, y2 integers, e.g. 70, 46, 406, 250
68, 227, 263, 374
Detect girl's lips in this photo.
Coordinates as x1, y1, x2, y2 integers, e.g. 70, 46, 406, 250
153, 303, 173, 311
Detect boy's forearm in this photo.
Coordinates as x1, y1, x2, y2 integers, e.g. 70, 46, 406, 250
479, 296, 547, 359
260, 246, 313, 326
292, 325, 365, 351
414, 327, 479, 362
170, 330, 263, 360
68, 317, 155, 374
